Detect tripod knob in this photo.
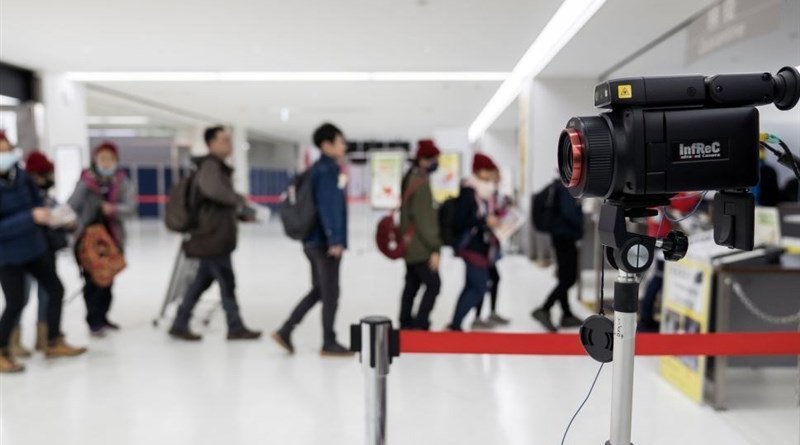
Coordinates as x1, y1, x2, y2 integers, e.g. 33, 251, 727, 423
660, 230, 689, 262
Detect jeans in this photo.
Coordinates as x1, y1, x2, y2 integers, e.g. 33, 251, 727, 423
0, 254, 64, 348
282, 247, 342, 345
640, 259, 664, 325
399, 261, 441, 330
84, 273, 114, 330
17, 271, 51, 325
541, 236, 578, 318
475, 265, 500, 318
173, 254, 244, 331
450, 261, 489, 330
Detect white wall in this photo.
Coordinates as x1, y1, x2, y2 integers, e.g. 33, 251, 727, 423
433, 127, 472, 177
41, 73, 90, 203
479, 127, 518, 196
527, 78, 598, 196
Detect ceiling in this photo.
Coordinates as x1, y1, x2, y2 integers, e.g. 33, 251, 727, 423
1, 0, 565, 142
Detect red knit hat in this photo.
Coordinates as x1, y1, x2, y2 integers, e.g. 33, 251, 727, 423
93, 141, 119, 158
472, 153, 498, 173
416, 139, 441, 159
25, 151, 55, 174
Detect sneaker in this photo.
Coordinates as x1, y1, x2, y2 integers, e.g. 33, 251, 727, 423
45, 337, 88, 358
0, 351, 25, 373
271, 330, 295, 354
532, 309, 557, 332
320, 342, 355, 357
89, 326, 108, 338
560, 315, 583, 329
168, 327, 202, 341
471, 319, 495, 330
227, 328, 262, 341
489, 313, 511, 325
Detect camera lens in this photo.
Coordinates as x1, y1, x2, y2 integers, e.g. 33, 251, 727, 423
559, 128, 584, 188
558, 116, 614, 198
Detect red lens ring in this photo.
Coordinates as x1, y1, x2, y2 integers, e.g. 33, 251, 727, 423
564, 128, 584, 188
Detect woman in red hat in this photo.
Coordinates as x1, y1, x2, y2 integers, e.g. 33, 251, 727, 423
447, 153, 502, 331
68, 141, 136, 336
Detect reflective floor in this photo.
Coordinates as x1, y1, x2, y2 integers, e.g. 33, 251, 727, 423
1, 214, 798, 445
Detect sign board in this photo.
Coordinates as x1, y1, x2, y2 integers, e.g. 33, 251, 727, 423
369, 151, 406, 209
753, 206, 781, 246
659, 257, 713, 404
430, 152, 461, 203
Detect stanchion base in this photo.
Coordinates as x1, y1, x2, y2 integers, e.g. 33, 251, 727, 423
605, 441, 633, 445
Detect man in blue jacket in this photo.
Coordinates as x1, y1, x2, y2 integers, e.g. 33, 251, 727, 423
273, 123, 353, 356
532, 180, 585, 332
0, 133, 86, 373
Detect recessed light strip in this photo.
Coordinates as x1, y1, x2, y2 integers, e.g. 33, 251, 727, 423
468, 0, 607, 142
66, 71, 509, 82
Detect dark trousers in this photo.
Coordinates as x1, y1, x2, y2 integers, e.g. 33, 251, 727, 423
640, 259, 664, 325
83, 273, 113, 329
541, 237, 578, 317
173, 254, 244, 331
399, 261, 441, 330
282, 247, 341, 345
0, 254, 64, 348
451, 261, 489, 330
475, 265, 500, 317
19, 274, 50, 324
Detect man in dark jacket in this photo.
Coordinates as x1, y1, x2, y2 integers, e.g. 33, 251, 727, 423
272, 123, 353, 356
169, 126, 260, 341
398, 140, 442, 330
532, 180, 584, 332
0, 133, 86, 373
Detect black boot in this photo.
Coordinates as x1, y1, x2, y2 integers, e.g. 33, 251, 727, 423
227, 326, 262, 341
532, 308, 557, 332
321, 341, 355, 357
271, 328, 295, 354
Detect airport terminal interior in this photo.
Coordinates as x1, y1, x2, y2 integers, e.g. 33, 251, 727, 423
1, 1, 799, 444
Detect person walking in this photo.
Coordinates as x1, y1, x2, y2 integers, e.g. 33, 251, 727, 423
69, 141, 136, 336
7, 151, 72, 357
0, 132, 86, 373
398, 139, 442, 331
532, 180, 584, 332
448, 153, 501, 331
272, 123, 353, 356
169, 126, 261, 341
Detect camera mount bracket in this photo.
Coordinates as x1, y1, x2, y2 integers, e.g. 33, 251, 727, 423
592, 201, 689, 445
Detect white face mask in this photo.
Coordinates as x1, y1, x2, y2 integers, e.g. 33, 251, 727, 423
472, 176, 497, 200
0, 148, 22, 173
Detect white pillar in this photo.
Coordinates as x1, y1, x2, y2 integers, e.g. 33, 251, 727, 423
40, 73, 89, 203
231, 124, 250, 195
527, 78, 598, 197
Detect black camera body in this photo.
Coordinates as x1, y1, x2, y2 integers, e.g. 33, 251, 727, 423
559, 67, 800, 251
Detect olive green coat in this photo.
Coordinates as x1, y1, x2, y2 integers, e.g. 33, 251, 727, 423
399, 168, 442, 264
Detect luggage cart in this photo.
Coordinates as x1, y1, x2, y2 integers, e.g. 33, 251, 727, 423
152, 246, 220, 327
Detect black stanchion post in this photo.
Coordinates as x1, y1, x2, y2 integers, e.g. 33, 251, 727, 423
351, 316, 400, 445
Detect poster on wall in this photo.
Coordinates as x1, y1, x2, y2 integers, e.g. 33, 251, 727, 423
659, 256, 713, 404
431, 152, 461, 203
754, 206, 781, 246
369, 151, 406, 209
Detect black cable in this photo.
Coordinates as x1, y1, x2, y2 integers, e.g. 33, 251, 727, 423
778, 140, 800, 181
560, 362, 606, 445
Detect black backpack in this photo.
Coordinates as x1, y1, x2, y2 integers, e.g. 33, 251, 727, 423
280, 169, 317, 240
438, 197, 460, 248
531, 181, 560, 233
164, 171, 199, 233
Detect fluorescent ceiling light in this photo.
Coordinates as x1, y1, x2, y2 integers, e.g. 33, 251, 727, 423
67, 72, 508, 82
87, 115, 151, 125
0, 95, 21, 106
468, 0, 607, 142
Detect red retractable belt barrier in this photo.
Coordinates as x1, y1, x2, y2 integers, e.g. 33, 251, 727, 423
400, 331, 800, 357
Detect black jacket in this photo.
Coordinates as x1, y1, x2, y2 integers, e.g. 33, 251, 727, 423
183, 156, 243, 258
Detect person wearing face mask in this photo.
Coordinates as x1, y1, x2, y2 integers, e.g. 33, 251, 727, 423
447, 153, 502, 331
68, 141, 136, 336
5, 151, 73, 358
397, 139, 443, 331
0, 132, 86, 373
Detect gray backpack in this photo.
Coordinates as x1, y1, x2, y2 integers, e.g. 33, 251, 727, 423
164, 171, 199, 233
279, 170, 317, 240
